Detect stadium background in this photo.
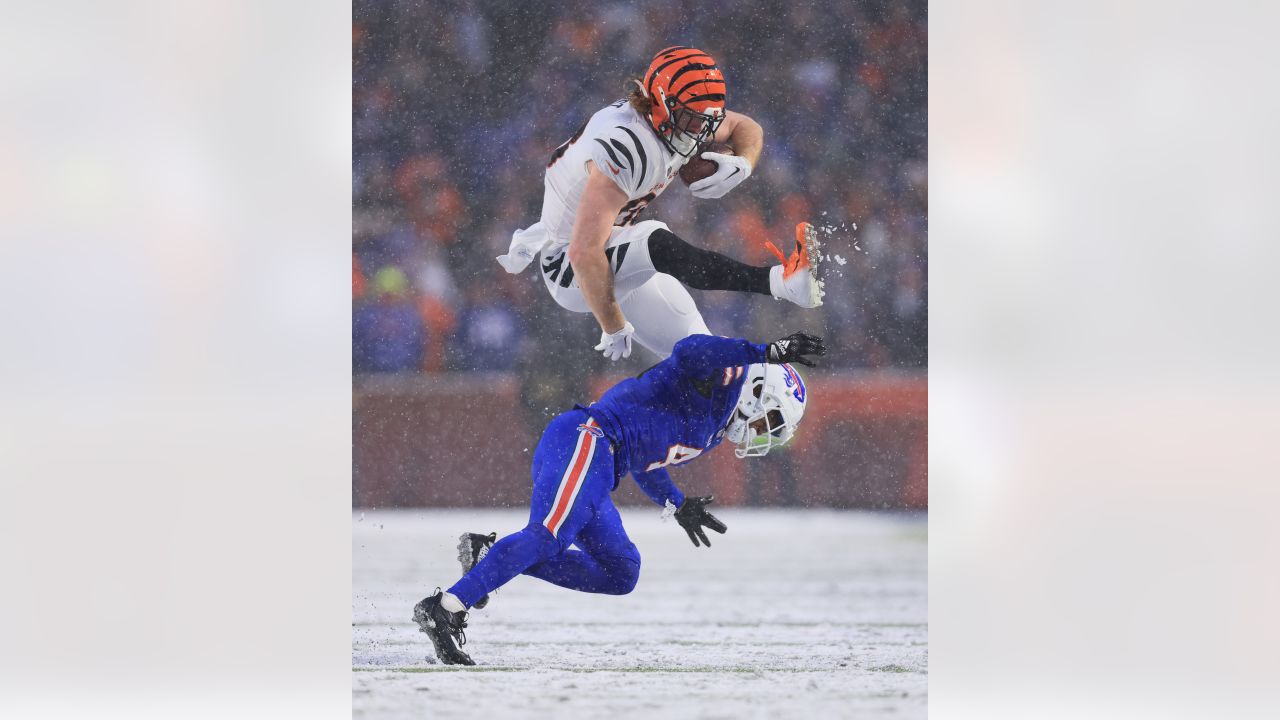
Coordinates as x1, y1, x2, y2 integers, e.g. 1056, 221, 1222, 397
351, 0, 927, 510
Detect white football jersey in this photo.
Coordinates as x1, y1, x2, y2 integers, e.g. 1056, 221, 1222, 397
539, 100, 687, 245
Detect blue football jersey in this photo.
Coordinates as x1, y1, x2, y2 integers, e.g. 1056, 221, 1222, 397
580, 335, 768, 506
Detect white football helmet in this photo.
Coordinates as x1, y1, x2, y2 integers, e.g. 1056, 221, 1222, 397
724, 363, 808, 458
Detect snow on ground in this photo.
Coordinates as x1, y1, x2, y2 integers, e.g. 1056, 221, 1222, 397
354, 508, 927, 719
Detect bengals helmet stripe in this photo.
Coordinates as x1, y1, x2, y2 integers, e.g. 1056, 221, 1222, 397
681, 93, 726, 106
644, 53, 714, 98
671, 76, 725, 101
644, 48, 711, 82
667, 61, 718, 88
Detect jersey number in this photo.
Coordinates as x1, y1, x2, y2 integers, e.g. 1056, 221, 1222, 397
645, 444, 704, 472
547, 121, 588, 168
616, 192, 655, 227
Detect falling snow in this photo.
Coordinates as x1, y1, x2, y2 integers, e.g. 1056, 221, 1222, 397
352, 1, 929, 715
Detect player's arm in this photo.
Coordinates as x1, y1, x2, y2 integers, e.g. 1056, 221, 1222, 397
692, 111, 761, 200
671, 335, 768, 377
635, 467, 726, 548
711, 110, 763, 169
632, 466, 685, 508
568, 162, 631, 359
672, 332, 827, 377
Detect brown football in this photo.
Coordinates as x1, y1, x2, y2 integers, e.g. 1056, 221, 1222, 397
679, 141, 735, 186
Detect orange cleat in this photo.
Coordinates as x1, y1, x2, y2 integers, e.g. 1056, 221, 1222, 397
765, 222, 825, 308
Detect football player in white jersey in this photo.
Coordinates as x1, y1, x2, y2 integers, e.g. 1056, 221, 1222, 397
498, 46, 824, 361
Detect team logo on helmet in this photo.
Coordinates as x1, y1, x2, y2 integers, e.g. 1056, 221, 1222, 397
781, 363, 806, 404
578, 423, 604, 438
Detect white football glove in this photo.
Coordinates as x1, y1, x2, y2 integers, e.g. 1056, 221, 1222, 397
689, 152, 752, 199
594, 321, 635, 361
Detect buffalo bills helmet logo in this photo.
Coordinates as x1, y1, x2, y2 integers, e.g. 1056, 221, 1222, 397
781, 364, 806, 403
578, 423, 604, 438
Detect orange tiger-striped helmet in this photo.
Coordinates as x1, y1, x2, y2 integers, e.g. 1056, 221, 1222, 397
639, 46, 726, 158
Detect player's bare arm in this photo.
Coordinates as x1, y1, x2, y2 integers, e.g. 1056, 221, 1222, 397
568, 162, 633, 357
690, 110, 761, 200
568, 162, 628, 333
712, 110, 763, 168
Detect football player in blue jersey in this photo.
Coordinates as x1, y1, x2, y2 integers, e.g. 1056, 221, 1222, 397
413, 331, 825, 665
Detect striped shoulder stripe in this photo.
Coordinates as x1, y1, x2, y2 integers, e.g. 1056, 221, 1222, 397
614, 125, 648, 190
608, 138, 635, 172
593, 138, 624, 170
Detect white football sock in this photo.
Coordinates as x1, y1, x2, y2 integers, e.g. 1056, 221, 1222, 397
768, 265, 785, 299
440, 591, 466, 614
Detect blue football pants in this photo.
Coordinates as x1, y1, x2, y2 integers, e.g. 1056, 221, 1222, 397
447, 409, 641, 608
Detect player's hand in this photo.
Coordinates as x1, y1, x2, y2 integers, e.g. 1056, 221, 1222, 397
689, 152, 752, 199
594, 321, 635, 361
767, 332, 826, 367
674, 495, 728, 547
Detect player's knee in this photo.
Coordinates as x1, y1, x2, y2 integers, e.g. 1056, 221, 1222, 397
604, 548, 641, 595
646, 228, 682, 274
611, 557, 641, 595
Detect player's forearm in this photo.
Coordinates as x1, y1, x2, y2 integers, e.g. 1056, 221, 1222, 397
570, 248, 626, 333
569, 165, 629, 334
725, 114, 763, 168
632, 467, 685, 508
672, 335, 768, 375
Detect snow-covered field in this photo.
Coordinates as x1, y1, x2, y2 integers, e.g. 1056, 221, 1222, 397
353, 508, 927, 718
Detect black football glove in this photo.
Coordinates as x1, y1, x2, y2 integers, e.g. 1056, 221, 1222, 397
674, 495, 728, 548
767, 332, 826, 367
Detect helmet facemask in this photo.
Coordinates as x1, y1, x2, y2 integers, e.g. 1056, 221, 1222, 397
655, 87, 724, 158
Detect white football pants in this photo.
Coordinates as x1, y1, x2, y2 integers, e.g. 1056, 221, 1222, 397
538, 219, 711, 359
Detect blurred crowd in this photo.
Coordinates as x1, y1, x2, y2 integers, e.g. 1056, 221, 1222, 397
353, 0, 927, 379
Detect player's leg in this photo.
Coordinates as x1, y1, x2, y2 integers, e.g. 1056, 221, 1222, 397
618, 273, 712, 359
443, 411, 612, 609
647, 223, 826, 308
647, 226, 771, 294
414, 413, 610, 664
595, 219, 825, 307
523, 495, 641, 595
539, 220, 823, 314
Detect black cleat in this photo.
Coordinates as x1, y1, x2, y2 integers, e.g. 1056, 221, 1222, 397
457, 532, 497, 609
413, 589, 474, 666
